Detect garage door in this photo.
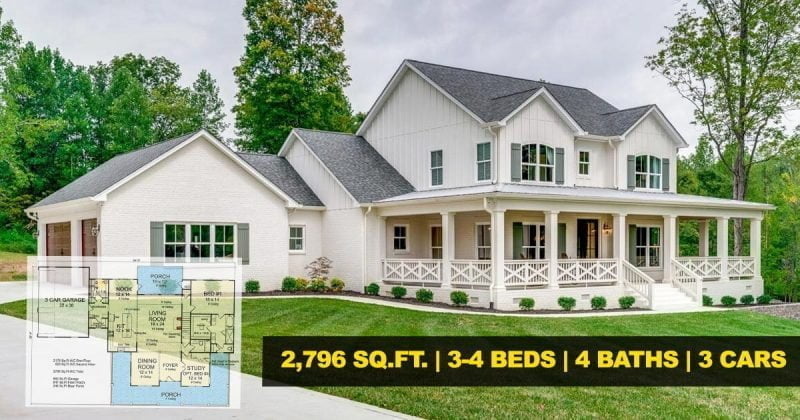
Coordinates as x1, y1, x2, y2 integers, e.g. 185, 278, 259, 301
46, 222, 71, 256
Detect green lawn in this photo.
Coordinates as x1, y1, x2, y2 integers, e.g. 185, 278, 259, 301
0, 251, 28, 281
3, 297, 800, 419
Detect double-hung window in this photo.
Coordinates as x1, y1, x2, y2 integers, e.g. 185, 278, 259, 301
289, 225, 304, 252
578, 150, 590, 176
430, 150, 443, 186
393, 225, 408, 252
522, 224, 545, 259
165, 223, 235, 261
476, 223, 491, 260
521, 143, 555, 182
635, 155, 662, 189
476, 142, 491, 182
634, 226, 661, 268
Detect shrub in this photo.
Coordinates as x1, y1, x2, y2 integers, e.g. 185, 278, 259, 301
590, 296, 607, 310
721, 295, 737, 307
740, 294, 755, 305
390, 286, 407, 299
305, 256, 333, 280
702, 295, 713, 306
416, 288, 434, 303
0, 226, 36, 254
244, 280, 260, 293
519, 298, 535, 311
281, 276, 297, 292
450, 291, 469, 306
329, 278, 345, 292
618, 296, 636, 309
757, 294, 772, 305
366, 282, 380, 296
309, 278, 327, 292
295, 277, 309, 291
558, 296, 577, 311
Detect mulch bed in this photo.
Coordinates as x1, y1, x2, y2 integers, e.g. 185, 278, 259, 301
244, 290, 650, 315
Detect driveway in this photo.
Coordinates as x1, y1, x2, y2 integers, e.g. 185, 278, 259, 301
0, 308, 414, 419
0, 280, 26, 304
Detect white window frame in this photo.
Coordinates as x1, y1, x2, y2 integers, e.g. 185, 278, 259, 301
475, 142, 492, 183
634, 224, 662, 268
392, 224, 409, 253
475, 222, 491, 260
521, 143, 555, 183
289, 225, 305, 254
430, 224, 442, 259
430, 149, 444, 188
522, 223, 546, 260
577, 150, 590, 178
164, 222, 236, 263
634, 155, 662, 190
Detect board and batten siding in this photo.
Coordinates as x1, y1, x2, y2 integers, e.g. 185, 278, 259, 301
574, 139, 614, 188
363, 70, 493, 190
497, 96, 576, 185
99, 137, 290, 289
616, 113, 678, 193
284, 137, 357, 210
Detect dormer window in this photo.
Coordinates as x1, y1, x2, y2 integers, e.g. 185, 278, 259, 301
521, 144, 555, 182
635, 155, 661, 189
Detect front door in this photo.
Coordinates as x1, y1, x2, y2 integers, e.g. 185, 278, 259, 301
576, 219, 598, 259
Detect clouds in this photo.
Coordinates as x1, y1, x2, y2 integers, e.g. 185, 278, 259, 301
2, 0, 702, 146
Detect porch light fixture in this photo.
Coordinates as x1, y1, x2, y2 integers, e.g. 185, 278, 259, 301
602, 223, 612, 235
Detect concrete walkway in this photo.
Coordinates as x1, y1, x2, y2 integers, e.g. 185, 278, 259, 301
250, 294, 722, 317
0, 294, 414, 419
0, 280, 26, 304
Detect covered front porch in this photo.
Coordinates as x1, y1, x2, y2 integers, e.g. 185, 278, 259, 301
374, 197, 762, 311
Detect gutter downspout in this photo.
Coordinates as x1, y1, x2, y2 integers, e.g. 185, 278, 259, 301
484, 124, 501, 184
362, 205, 373, 293
608, 139, 618, 189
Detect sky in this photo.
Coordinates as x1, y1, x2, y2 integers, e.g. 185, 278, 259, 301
2, 0, 703, 148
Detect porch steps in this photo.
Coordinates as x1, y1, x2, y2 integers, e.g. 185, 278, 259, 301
650, 283, 698, 310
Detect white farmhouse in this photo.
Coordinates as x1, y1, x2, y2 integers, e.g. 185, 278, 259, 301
27, 60, 772, 310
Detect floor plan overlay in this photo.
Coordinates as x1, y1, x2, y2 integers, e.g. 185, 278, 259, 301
26, 258, 242, 408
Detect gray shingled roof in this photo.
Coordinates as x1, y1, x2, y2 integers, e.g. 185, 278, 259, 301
293, 129, 415, 203
32, 131, 198, 208
236, 153, 323, 207
406, 60, 659, 137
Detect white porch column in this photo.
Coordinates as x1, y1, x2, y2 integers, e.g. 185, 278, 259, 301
613, 213, 627, 266
441, 212, 455, 289
750, 217, 762, 279
698, 220, 710, 257
717, 216, 729, 281
545, 211, 560, 288
663, 215, 677, 281
490, 210, 506, 306
378, 216, 387, 285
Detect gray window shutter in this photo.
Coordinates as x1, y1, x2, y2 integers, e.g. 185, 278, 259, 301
150, 222, 163, 258
628, 224, 637, 262
512, 222, 523, 259
237, 223, 250, 265
627, 155, 636, 190
558, 223, 567, 258
555, 147, 565, 185
510, 143, 521, 182
662, 158, 670, 191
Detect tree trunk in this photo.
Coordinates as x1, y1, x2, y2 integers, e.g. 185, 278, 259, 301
732, 144, 747, 256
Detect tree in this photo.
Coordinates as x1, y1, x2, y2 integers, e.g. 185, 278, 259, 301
104, 67, 152, 154
646, 0, 800, 255
233, 0, 355, 153
191, 69, 228, 138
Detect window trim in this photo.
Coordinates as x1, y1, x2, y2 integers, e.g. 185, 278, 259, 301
429, 149, 444, 188
289, 224, 305, 254
164, 222, 236, 263
392, 224, 409, 254
633, 224, 662, 268
520, 143, 555, 184
475, 141, 492, 183
475, 222, 491, 260
634, 154, 662, 190
577, 149, 591, 178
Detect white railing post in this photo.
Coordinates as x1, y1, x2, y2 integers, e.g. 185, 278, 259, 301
441, 212, 454, 290
545, 210, 559, 289
717, 216, 729, 281
490, 210, 506, 305
750, 217, 762, 280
